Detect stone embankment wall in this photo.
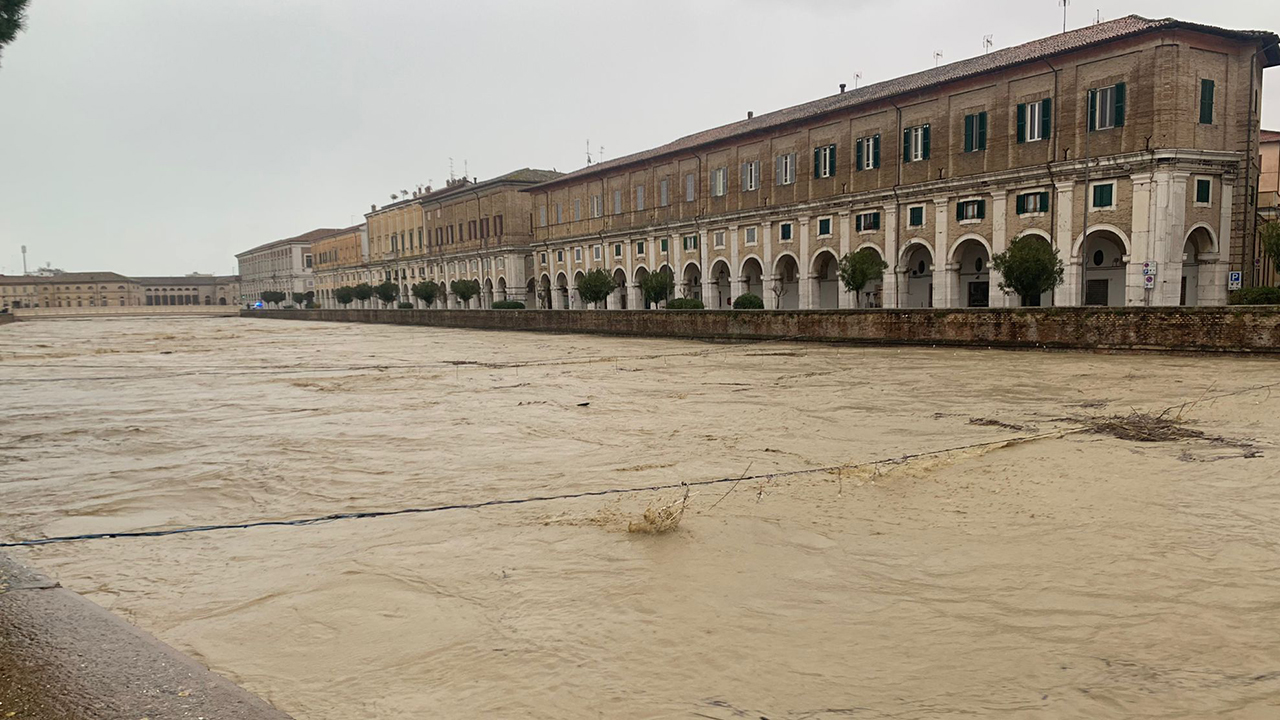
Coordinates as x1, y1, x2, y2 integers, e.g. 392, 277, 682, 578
0, 314, 16, 326
243, 307, 1280, 353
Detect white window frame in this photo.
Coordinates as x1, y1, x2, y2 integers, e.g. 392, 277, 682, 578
909, 126, 925, 162
1193, 176, 1213, 207
1027, 99, 1044, 142
573, 198, 581, 221
711, 167, 727, 197
556, 250, 564, 263
635, 185, 645, 211
817, 216, 833, 237
1017, 189, 1049, 216
1094, 85, 1117, 130
613, 189, 623, 215
744, 161, 759, 191
858, 137, 875, 170
590, 194, 602, 218
574, 247, 583, 263
779, 222, 794, 243
744, 226, 758, 246
683, 234, 699, 252
660, 178, 669, 206
636, 240, 646, 256
713, 230, 726, 248
855, 211, 880, 233
958, 198, 984, 223
907, 204, 925, 228
613, 243, 623, 258
685, 173, 696, 201
779, 153, 796, 185
593, 245, 602, 261
817, 146, 834, 178
1089, 181, 1117, 211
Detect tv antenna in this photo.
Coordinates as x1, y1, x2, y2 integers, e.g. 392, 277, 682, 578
1093, 9, 1102, 24
983, 35, 993, 53
853, 72, 862, 89
933, 51, 943, 67
1059, 0, 1069, 33
586, 139, 593, 165
599, 145, 605, 163
449, 157, 456, 181
21, 245, 28, 275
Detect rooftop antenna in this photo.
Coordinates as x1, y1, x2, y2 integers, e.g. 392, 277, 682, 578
1093, 9, 1101, 24
586, 139, 593, 165
449, 157, 456, 181
21, 245, 27, 275
1059, 0, 1069, 33
463, 159, 469, 179
853, 71, 863, 88
933, 51, 943, 67
599, 145, 605, 163
983, 35, 993, 53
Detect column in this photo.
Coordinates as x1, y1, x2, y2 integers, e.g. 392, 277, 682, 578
1054, 181, 1079, 306
1148, 171, 1188, 306
837, 211, 853, 307
762, 222, 775, 305
798, 217, 812, 309
989, 192, 1008, 308
699, 229, 712, 303
1204, 182, 1233, 306
882, 204, 899, 309
932, 198, 951, 308
729, 225, 743, 303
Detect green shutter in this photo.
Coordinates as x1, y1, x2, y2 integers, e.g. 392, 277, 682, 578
873, 134, 880, 168
903, 128, 911, 163
1039, 191, 1050, 212
978, 112, 988, 150
1087, 89, 1097, 132
922, 125, 930, 159
977, 200, 986, 219
1015, 194, 1025, 214
1041, 98, 1052, 139
1200, 79, 1215, 124
856, 139, 863, 171
1196, 179, 1211, 204
955, 202, 963, 222
1016, 103, 1026, 143
829, 144, 837, 175
813, 147, 821, 178
964, 115, 974, 153
1114, 83, 1126, 127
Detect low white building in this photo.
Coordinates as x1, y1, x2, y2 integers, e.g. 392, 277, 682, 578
235, 228, 336, 305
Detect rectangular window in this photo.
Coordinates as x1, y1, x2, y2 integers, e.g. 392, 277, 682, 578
683, 234, 699, 251
813, 144, 837, 178
635, 185, 645, 211
713, 230, 725, 248
1195, 178, 1212, 204
710, 167, 728, 197
1199, 79, 1215, 125
1091, 183, 1115, 209
480, 218, 489, 238
448, 225, 454, 242
495, 215, 503, 236
779, 222, 793, 242
574, 247, 583, 262
744, 226, 758, 245
817, 217, 832, 236
855, 135, 880, 170
555, 203, 562, 224
903, 124, 930, 162
956, 199, 986, 221
614, 243, 623, 258
593, 245, 601, 260
1015, 191, 1050, 214
469, 220, 477, 239
660, 237, 669, 253
660, 178, 669, 206
776, 152, 796, 185
556, 250, 564, 262
589, 194, 601, 218
855, 212, 881, 232
613, 189, 622, 214
908, 206, 924, 227
685, 173, 696, 202
1016, 99, 1051, 144
963, 112, 989, 151
742, 160, 760, 191
1088, 83, 1125, 131
636, 240, 646, 255
573, 200, 581, 222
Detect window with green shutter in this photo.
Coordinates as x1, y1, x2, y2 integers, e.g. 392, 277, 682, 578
660, 237, 668, 253
1090, 83, 1125, 131
908, 206, 924, 227
1199, 79, 1215, 124
1195, 178, 1211, 204
963, 113, 988, 152
1091, 183, 1114, 209
956, 199, 985, 221
1015, 191, 1051, 214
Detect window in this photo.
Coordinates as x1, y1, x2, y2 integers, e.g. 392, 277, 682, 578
710, 167, 728, 197
683, 234, 699, 251
1195, 178, 1212, 205
1015, 191, 1050, 214
817, 217, 832, 236
660, 237, 669, 253
908, 206, 925, 227
556, 250, 564, 262
555, 203, 562, 224
742, 160, 760, 191
685, 173, 696, 201
855, 135, 880, 170
956, 199, 986, 221
813, 144, 837, 178
1016, 100, 1050, 144
776, 152, 796, 185
964, 112, 989, 151
613, 189, 622, 214
593, 245, 601, 260
590, 194, 602, 218
635, 185, 645, 211
855, 212, 881, 232
1088, 83, 1125, 131
448, 225, 455, 242
744, 226, 758, 245
495, 215, 503, 236
903, 124, 930, 162
636, 240, 646, 255
779, 222, 794, 242
480, 218, 489, 238
1199, 79, 1215, 125
1091, 182, 1115, 209
660, 178, 669, 206
713, 230, 725, 248
614, 243, 623, 258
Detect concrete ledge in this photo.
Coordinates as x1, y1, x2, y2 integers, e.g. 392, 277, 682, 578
0, 553, 293, 720
242, 307, 1280, 354
0, 314, 15, 326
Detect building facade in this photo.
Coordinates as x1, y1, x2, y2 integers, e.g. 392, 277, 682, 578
522, 16, 1276, 310
235, 228, 335, 305
134, 275, 241, 306
0, 272, 143, 310
312, 225, 370, 307
1259, 129, 1279, 287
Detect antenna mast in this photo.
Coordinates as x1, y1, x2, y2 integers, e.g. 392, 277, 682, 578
1059, 0, 1069, 33
21, 245, 28, 275
983, 35, 993, 53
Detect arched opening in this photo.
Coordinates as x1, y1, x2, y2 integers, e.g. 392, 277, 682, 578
556, 272, 570, 310
634, 267, 652, 309
572, 271, 586, 309
438, 282, 448, 309
1182, 226, 1215, 306
772, 255, 800, 309
851, 246, 886, 308
900, 242, 934, 308
537, 275, 551, 309
1081, 229, 1127, 306
203, 295, 212, 305
1011, 233, 1055, 307
611, 268, 628, 309
496, 277, 508, 304
218, 297, 227, 305
741, 258, 765, 302
483, 278, 494, 309
682, 262, 702, 302
709, 260, 731, 309
952, 237, 991, 308
812, 251, 840, 309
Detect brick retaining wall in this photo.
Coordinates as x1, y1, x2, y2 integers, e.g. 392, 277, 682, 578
242, 307, 1280, 353
0, 314, 16, 326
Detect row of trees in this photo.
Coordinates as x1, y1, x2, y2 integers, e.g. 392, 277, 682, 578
258, 290, 315, 308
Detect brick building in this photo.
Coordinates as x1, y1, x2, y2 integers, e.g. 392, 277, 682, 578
1259, 129, 1279, 287
524, 15, 1277, 309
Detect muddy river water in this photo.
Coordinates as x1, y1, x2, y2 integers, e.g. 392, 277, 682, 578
2, 317, 1279, 719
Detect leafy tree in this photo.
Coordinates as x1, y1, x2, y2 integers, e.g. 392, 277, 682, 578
666, 297, 704, 309
291, 292, 307, 306
1, 0, 30, 66
839, 248, 888, 308
1229, 286, 1280, 305
352, 283, 374, 307
259, 290, 287, 307
639, 269, 674, 308
1260, 221, 1280, 278
492, 300, 525, 309
575, 268, 616, 307
732, 293, 765, 309
374, 281, 399, 307
334, 286, 355, 306
411, 281, 439, 307
992, 236, 1065, 306
450, 279, 481, 307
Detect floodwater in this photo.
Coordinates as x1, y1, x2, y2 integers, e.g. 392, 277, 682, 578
2, 317, 1280, 719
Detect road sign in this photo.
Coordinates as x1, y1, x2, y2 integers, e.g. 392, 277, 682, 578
1141, 261, 1158, 276
1229, 271, 1243, 291
1143, 275, 1156, 289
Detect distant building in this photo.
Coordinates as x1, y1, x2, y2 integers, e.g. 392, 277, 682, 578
235, 228, 337, 305
311, 225, 369, 307
1259, 129, 1279, 287
133, 274, 241, 306
0, 272, 142, 310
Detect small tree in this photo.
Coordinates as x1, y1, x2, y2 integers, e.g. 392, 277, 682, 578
353, 283, 374, 308
1260, 221, 1280, 278
259, 290, 286, 307
733, 293, 765, 309
374, 281, 399, 307
334, 286, 355, 306
992, 236, 1065, 306
839, 248, 888, 308
291, 292, 307, 306
576, 268, 616, 308
411, 281, 439, 307
639, 270, 674, 308
450, 279, 481, 308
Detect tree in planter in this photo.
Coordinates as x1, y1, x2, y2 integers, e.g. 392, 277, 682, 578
991, 236, 1064, 306
450, 279, 481, 308
839, 248, 888, 308
374, 281, 399, 307
334, 286, 355, 307
575, 268, 616, 308
411, 281, 439, 308
639, 269, 674, 308
353, 283, 374, 308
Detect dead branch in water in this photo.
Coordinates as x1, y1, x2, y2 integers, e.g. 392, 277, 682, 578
628, 484, 693, 534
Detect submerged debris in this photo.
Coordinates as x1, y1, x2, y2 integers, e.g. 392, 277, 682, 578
1082, 411, 1207, 443
968, 417, 1034, 432
628, 485, 692, 534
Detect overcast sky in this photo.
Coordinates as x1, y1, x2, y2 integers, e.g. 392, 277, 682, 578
0, 0, 1276, 276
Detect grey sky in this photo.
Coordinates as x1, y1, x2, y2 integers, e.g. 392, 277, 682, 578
0, 0, 1276, 276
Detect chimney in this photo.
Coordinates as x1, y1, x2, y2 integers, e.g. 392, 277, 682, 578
840, 83, 846, 93
370, 204, 376, 212
747, 111, 754, 119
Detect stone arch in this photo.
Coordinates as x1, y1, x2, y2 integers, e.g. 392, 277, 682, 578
555, 272, 569, 310
899, 240, 935, 308
1009, 231, 1056, 307
496, 276, 508, 303
571, 270, 586, 309
1079, 228, 1129, 306
482, 278, 494, 309
898, 237, 932, 267
811, 248, 840, 309
772, 253, 801, 309
1182, 224, 1218, 307
1185, 223, 1218, 255
610, 267, 628, 309
1071, 223, 1131, 259
950, 234, 992, 308
709, 259, 731, 309
740, 256, 765, 301
850, 244, 887, 308
948, 233, 993, 265
633, 265, 653, 309
681, 260, 702, 302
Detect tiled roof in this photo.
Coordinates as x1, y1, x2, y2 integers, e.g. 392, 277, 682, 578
1262, 129, 1280, 143
533, 15, 1279, 190
235, 227, 344, 258
368, 168, 564, 216
0, 272, 136, 285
